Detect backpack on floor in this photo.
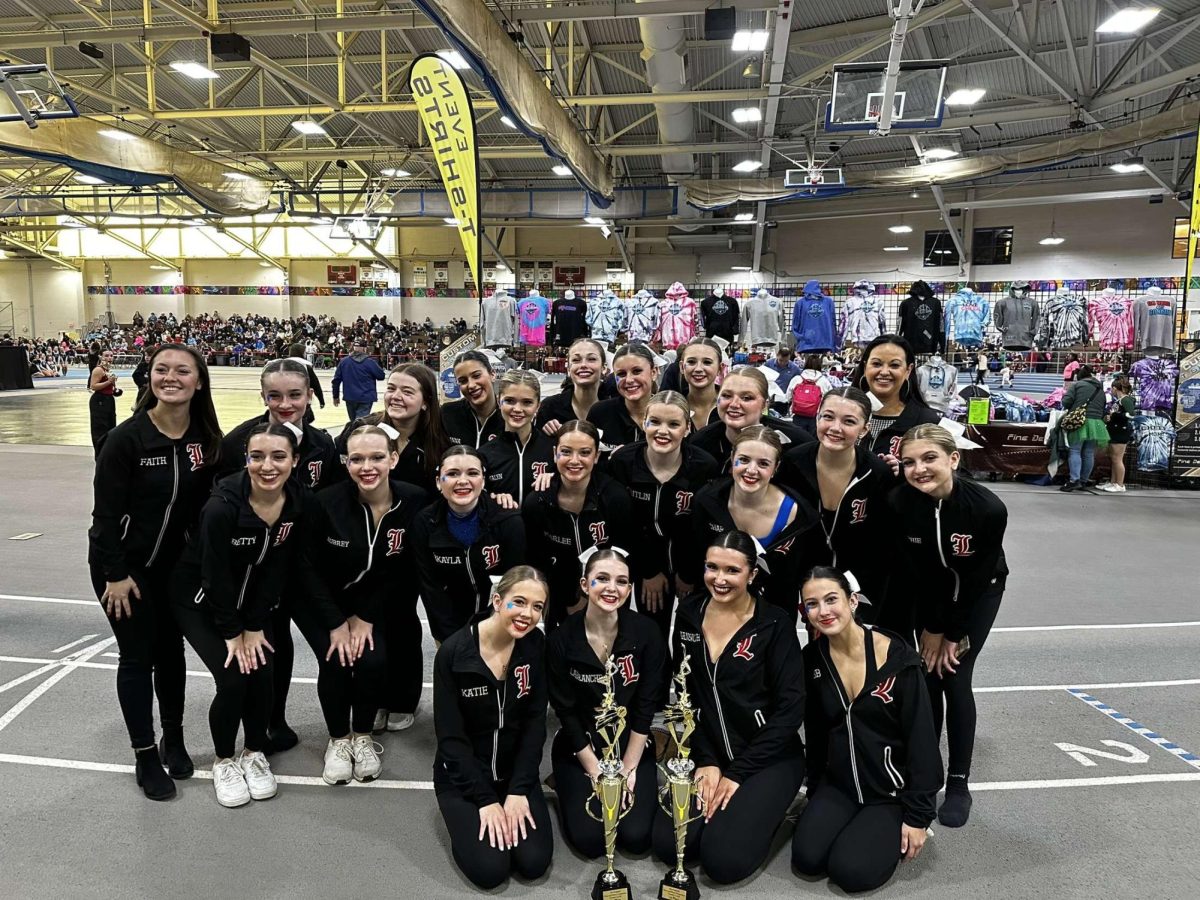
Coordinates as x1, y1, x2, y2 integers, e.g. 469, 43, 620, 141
791, 377, 823, 417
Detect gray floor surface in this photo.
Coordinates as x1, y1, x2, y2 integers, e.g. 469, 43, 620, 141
0, 388, 1197, 898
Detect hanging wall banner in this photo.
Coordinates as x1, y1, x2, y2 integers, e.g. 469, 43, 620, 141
412, 262, 428, 288
410, 54, 482, 294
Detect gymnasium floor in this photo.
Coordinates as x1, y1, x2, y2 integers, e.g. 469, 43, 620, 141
1, 371, 1197, 898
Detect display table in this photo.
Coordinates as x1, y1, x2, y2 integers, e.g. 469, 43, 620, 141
963, 423, 1110, 477
0, 345, 33, 390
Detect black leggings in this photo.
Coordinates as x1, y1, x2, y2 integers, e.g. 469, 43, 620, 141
269, 599, 295, 731
383, 593, 424, 713
792, 785, 904, 893
173, 601, 275, 760
89, 392, 116, 457
293, 602, 387, 737
437, 784, 554, 889
89, 564, 186, 750
652, 756, 804, 885
924, 576, 1004, 785
551, 730, 658, 859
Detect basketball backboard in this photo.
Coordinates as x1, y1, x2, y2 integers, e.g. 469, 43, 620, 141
0, 64, 79, 128
824, 60, 948, 133
784, 167, 844, 188
330, 216, 385, 240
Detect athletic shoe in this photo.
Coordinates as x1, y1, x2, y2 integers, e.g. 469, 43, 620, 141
238, 749, 279, 800
322, 738, 354, 786
1105, 483, 1126, 493
1059, 481, 1079, 492
135, 746, 177, 801
386, 712, 415, 732
938, 786, 972, 827
372, 709, 388, 735
159, 729, 194, 779
350, 734, 383, 782
212, 757, 251, 808
264, 722, 299, 756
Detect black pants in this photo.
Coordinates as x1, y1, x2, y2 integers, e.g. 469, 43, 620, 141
89, 564, 186, 750
383, 593, 424, 713
924, 576, 1004, 784
792, 785, 904, 893
173, 601, 274, 760
551, 730, 658, 859
89, 392, 116, 457
269, 599, 295, 730
652, 756, 804, 885
437, 783, 554, 889
975, 369, 987, 385
293, 601, 387, 737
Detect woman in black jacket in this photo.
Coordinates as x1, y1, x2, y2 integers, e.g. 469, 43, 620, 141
547, 549, 668, 859
847, 334, 939, 458
88, 344, 222, 800
793, 568, 942, 893
536, 336, 612, 435
586, 342, 657, 452
689, 366, 812, 474
608, 390, 719, 639
890, 423, 1008, 828
442, 350, 503, 448
412, 445, 527, 644
171, 423, 345, 809
433, 566, 553, 890
676, 336, 724, 429
521, 420, 636, 628
654, 530, 806, 885
686, 426, 820, 621
478, 369, 556, 505
313, 425, 429, 769
778, 387, 900, 620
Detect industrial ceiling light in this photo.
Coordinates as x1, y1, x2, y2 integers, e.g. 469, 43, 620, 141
291, 120, 326, 135
888, 223, 913, 234
731, 265, 753, 271
944, 88, 986, 106
732, 159, 762, 173
742, 59, 761, 80
1096, 7, 1161, 33
380, 168, 411, 177
731, 30, 769, 52
552, 164, 571, 176
169, 61, 219, 79
75, 174, 106, 185
883, 246, 909, 252
1040, 211, 1065, 245
910, 189, 920, 198
731, 106, 762, 123
149, 264, 175, 271
99, 128, 135, 141
223, 172, 253, 181
437, 50, 470, 70
57, 216, 86, 228
78, 41, 104, 60
496, 262, 508, 271
921, 147, 958, 160
1110, 156, 1146, 173
500, 116, 517, 128
734, 212, 755, 221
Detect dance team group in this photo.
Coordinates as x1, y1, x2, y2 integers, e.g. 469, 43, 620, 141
88, 332, 1008, 893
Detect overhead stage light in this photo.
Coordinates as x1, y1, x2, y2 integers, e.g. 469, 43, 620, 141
731, 31, 769, 52
888, 224, 913, 234
883, 246, 909, 252
921, 147, 958, 160
731, 107, 762, 123
1097, 7, 1161, 33
732, 159, 762, 173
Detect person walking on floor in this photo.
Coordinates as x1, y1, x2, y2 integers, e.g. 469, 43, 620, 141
332, 338, 385, 421
1059, 365, 1108, 493
974, 351, 988, 386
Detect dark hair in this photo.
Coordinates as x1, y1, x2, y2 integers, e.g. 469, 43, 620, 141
453, 349, 494, 374
848, 334, 926, 407
803, 353, 822, 370
288, 342, 305, 357
1077, 365, 1094, 380
439, 443, 486, 471
136, 344, 223, 463
260, 357, 310, 389
802, 566, 854, 597
583, 548, 630, 579
679, 336, 724, 363
364, 363, 450, 479
554, 418, 600, 449
245, 421, 299, 456
1112, 376, 1132, 394
706, 529, 759, 570
819, 386, 872, 421
612, 343, 659, 393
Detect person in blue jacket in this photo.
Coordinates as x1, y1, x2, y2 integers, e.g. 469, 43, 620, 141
332, 338, 386, 421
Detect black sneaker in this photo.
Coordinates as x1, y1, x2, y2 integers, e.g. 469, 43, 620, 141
264, 723, 299, 756
1059, 481, 1079, 492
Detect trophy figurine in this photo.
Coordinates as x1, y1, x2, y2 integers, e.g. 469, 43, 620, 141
656, 649, 704, 900
585, 655, 634, 900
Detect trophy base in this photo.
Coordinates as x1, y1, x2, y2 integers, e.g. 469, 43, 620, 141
592, 868, 633, 900
657, 869, 700, 900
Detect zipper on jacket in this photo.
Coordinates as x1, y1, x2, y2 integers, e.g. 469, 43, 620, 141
237, 526, 271, 609
652, 484, 664, 538
465, 552, 480, 612
884, 745, 905, 791
346, 498, 401, 589
515, 438, 526, 504
820, 643, 864, 804
571, 513, 582, 554
702, 645, 736, 762
146, 449, 180, 567
822, 472, 867, 561
491, 680, 506, 781
933, 501, 961, 603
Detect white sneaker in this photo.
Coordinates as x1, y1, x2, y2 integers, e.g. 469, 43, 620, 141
351, 734, 383, 782
238, 749, 278, 800
322, 738, 354, 786
372, 709, 388, 734
1107, 484, 1126, 493
387, 712, 415, 732
212, 757, 251, 808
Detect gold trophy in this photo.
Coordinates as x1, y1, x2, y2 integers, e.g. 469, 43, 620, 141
656, 649, 704, 900
585, 655, 634, 900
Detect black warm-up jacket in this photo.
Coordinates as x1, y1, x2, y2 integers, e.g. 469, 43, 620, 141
217, 412, 339, 491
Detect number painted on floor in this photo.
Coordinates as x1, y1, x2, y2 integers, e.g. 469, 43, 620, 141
1054, 740, 1150, 767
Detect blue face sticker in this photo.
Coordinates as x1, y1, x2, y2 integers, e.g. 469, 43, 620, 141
731, 459, 744, 469
590, 579, 599, 587
505, 602, 515, 610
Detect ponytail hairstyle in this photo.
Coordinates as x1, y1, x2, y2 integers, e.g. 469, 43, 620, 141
801, 565, 856, 598
678, 336, 724, 365
245, 421, 300, 456
612, 342, 659, 391
453, 349, 494, 374
136, 343, 223, 464
724, 365, 771, 402
497, 368, 543, 402
818, 386, 873, 422
346, 424, 401, 458
705, 529, 763, 595
731, 423, 783, 463
260, 356, 311, 389
582, 547, 631, 580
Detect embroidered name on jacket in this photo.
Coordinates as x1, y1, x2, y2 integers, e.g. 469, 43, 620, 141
433, 553, 461, 565
461, 686, 489, 698
140, 456, 169, 466
570, 668, 607, 684
231, 536, 257, 547
326, 537, 350, 547
678, 630, 702, 643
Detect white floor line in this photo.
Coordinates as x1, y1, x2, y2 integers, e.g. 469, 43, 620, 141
0, 593, 94, 607
1, 751, 1197, 794
0, 637, 116, 734
51, 635, 99, 654
993, 621, 1200, 633
975, 677, 1200, 693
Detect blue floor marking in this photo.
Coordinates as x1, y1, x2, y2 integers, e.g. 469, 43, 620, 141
1068, 688, 1200, 771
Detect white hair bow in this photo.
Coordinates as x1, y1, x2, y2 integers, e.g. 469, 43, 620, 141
578, 545, 629, 566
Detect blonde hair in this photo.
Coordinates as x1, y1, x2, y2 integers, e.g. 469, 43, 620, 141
646, 389, 689, 421
723, 366, 770, 402
497, 369, 542, 402
899, 423, 958, 456
491, 565, 550, 602
347, 424, 399, 454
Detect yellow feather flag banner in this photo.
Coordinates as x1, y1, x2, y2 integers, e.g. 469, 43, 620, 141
410, 54, 482, 295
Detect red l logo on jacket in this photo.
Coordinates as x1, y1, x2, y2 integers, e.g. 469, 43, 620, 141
732, 636, 755, 661
871, 675, 896, 704
514, 664, 531, 698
